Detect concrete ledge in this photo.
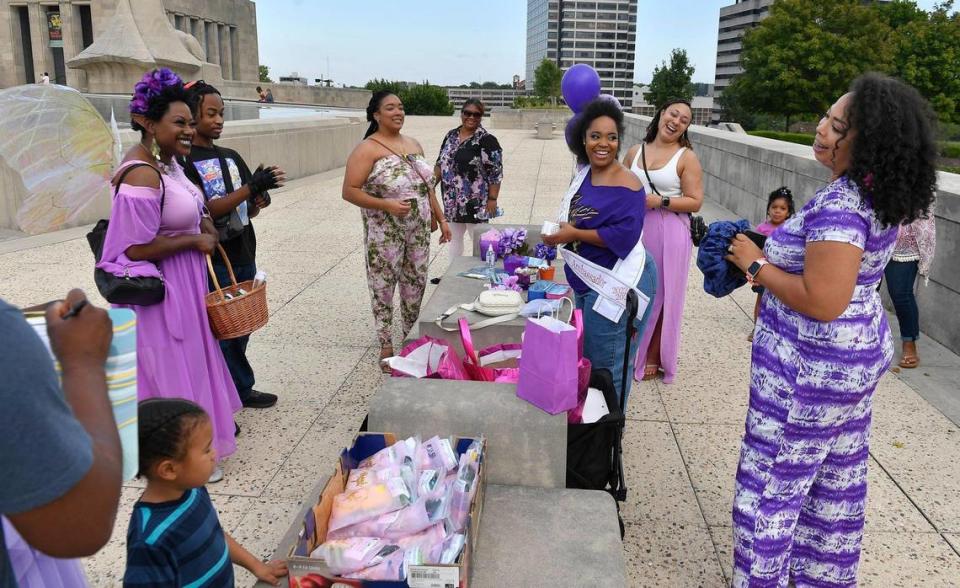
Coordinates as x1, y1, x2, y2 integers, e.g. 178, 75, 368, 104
472, 485, 626, 587
492, 109, 571, 130
623, 113, 960, 355
368, 377, 568, 489
0, 116, 364, 233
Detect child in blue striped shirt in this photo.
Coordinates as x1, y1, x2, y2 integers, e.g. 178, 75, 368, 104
124, 399, 287, 586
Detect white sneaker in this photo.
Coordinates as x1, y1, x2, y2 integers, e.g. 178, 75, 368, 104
208, 466, 224, 484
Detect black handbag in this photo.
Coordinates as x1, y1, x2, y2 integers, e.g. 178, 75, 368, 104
639, 143, 708, 247
87, 163, 166, 306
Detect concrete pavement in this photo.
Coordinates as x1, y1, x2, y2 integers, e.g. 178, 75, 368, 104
0, 115, 957, 586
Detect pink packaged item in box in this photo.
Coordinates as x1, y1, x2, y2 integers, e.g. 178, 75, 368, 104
327, 497, 433, 541
311, 537, 399, 576
328, 478, 411, 532
417, 437, 458, 474
344, 547, 406, 581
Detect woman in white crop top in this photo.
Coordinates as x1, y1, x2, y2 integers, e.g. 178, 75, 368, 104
622, 98, 704, 384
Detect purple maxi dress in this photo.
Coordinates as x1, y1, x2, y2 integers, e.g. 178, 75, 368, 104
629, 146, 691, 384
732, 177, 896, 587
2, 517, 87, 587
97, 160, 241, 459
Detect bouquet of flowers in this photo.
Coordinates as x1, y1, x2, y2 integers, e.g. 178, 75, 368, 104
534, 242, 557, 264
496, 228, 529, 258
488, 275, 522, 292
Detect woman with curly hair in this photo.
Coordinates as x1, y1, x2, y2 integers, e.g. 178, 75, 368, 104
97, 69, 241, 482
725, 73, 938, 586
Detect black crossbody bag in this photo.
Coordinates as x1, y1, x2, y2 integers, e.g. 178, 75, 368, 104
639, 143, 708, 247
86, 163, 166, 305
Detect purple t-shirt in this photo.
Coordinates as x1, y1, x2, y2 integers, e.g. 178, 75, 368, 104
563, 172, 645, 295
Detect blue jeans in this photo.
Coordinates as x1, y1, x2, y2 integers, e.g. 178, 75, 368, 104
884, 260, 920, 341
574, 252, 658, 407
209, 261, 257, 401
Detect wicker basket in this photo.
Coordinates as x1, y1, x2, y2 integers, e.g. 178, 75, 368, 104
205, 244, 268, 340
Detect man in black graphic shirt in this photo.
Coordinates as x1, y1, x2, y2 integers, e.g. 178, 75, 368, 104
184, 81, 286, 409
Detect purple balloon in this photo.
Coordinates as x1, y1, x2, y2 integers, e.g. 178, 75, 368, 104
564, 113, 584, 151
561, 64, 601, 114
597, 93, 622, 111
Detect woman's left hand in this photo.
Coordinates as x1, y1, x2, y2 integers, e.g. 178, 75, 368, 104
542, 222, 578, 246
484, 199, 498, 217
439, 221, 452, 244
200, 217, 217, 238
725, 233, 764, 272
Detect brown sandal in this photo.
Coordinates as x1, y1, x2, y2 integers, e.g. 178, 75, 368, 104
898, 342, 920, 369
641, 363, 660, 381
379, 345, 394, 374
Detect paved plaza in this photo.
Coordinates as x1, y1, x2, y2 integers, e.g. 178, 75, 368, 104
1, 116, 959, 586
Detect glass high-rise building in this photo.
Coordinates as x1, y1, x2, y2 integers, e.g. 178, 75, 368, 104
526, 1, 638, 109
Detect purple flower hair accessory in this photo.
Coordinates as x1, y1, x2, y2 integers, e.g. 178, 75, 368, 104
129, 68, 183, 115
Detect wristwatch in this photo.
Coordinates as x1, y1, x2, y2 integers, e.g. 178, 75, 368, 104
746, 258, 769, 284
661, 196, 670, 208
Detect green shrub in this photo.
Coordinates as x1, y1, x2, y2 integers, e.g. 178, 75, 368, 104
747, 130, 815, 146
940, 165, 960, 174
940, 142, 960, 159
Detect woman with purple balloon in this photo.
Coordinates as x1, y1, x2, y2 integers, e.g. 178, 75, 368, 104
622, 98, 704, 384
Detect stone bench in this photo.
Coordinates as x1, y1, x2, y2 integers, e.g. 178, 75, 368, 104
535, 120, 556, 139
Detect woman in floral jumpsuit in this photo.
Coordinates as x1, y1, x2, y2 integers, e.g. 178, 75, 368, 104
342, 91, 450, 370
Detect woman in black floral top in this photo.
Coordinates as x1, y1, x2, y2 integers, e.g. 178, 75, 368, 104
433, 98, 504, 259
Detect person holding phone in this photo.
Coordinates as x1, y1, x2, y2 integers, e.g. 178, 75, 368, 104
342, 91, 451, 371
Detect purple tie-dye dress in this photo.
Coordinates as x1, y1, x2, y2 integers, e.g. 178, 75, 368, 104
732, 176, 896, 587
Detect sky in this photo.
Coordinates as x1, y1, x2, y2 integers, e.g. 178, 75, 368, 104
255, 0, 947, 88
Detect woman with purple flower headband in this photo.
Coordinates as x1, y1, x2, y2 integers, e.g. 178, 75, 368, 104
96, 68, 241, 483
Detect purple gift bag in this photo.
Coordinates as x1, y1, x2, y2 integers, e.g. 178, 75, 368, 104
516, 314, 579, 414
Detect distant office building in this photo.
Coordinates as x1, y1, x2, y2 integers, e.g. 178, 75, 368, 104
279, 72, 308, 85
632, 85, 713, 126
0, 0, 259, 90
526, 0, 638, 109
446, 86, 533, 110
712, 0, 774, 122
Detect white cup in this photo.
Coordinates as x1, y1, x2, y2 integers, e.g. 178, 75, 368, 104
541, 220, 560, 236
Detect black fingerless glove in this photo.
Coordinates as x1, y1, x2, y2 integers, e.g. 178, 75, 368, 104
248, 165, 279, 195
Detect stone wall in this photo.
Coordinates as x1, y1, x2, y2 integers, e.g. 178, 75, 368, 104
0, 115, 365, 233
622, 113, 960, 355
218, 80, 371, 109
491, 109, 571, 130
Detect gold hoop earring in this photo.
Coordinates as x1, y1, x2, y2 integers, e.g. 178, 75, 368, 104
150, 137, 161, 161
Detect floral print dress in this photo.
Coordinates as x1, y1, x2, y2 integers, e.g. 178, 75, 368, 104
436, 126, 504, 223
361, 154, 432, 347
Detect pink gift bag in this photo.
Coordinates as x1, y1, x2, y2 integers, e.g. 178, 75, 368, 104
516, 311, 579, 414
458, 318, 522, 383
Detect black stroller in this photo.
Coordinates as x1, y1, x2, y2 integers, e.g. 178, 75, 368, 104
566, 291, 638, 538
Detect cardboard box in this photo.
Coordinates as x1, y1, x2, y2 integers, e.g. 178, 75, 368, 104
285, 432, 486, 588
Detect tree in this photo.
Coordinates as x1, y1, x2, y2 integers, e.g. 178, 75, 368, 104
258, 65, 272, 83
644, 49, 695, 108
732, 0, 892, 127
534, 59, 562, 102
399, 82, 455, 116
887, 2, 960, 123
364, 78, 405, 96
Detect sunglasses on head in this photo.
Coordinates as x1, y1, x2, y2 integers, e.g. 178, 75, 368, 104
462, 110, 483, 119
184, 79, 204, 90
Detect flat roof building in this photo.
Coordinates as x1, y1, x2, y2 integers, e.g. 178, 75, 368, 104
526, 0, 638, 109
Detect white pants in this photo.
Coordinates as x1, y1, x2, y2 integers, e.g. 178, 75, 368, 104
448, 222, 484, 258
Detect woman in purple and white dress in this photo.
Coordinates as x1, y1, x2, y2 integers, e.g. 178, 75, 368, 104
725, 73, 938, 587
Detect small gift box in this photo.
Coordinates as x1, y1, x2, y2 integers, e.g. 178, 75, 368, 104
479, 229, 502, 260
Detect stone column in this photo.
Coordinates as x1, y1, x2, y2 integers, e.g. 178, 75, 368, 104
58, 1, 83, 89
27, 1, 49, 84
219, 24, 232, 80
230, 27, 240, 82
205, 21, 220, 66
